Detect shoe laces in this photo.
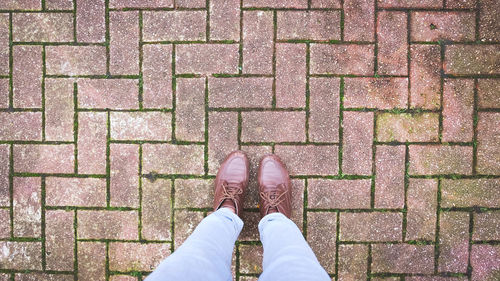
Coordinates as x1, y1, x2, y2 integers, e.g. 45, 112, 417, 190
260, 184, 288, 209
221, 181, 243, 202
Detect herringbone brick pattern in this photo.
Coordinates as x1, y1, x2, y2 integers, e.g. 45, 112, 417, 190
0, 0, 499, 280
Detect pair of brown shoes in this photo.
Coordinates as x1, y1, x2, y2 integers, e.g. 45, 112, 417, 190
213, 151, 292, 218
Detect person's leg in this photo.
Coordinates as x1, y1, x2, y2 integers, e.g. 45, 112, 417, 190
146, 207, 243, 281
257, 213, 330, 281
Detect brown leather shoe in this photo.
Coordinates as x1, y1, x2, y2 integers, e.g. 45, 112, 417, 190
258, 154, 292, 218
213, 151, 249, 216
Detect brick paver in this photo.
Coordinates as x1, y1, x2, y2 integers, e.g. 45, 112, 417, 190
0, 1, 499, 280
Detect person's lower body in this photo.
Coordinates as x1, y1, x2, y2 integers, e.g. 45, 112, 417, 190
145, 208, 330, 281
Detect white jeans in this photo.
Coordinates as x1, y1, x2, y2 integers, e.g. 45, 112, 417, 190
146, 208, 330, 281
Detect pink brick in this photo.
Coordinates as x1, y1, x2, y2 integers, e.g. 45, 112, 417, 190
411, 12, 475, 42
110, 0, 173, 8
13, 13, 73, 42
338, 244, 368, 280
277, 11, 341, 40
143, 144, 204, 175
46, 46, 106, 75
176, 0, 205, 8
0, 15, 7, 75
478, 79, 500, 109
377, 11, 407, 75
407, 278, 467, 281
208, 112, 238, 174
208, 77, 273, 108
310, 44, 374, 75
477, 112, 500, 175
438, 212, 469, 273
276, 43, 306, 108
471, 245, 500, 281
110, 112, 171, 140
344, 0, 375, 41
406, 178, 437, 240
110, 11, 139, 75
175, 179, 213, 208
46, 0, 73, 10
143, 44, 172, 109
176, 78, 205, 142
473, 211, 500, 241
45, 210, 74, 271
77, 0, 105, 42
0, 79, 7, 108
15, 274, 73, 281
372, 244, 434, 274
375, 145, 405, 208
445, 45, 500, 75
109, 242, 170, 271
241, 111, 306, 142
243, 0, 307, 8
78, 242, 106, 281
340, 212, 402, 241
409, 145, 473, 175
307, 212, 336, 273
142, 179, 171, 240
0, 112, 42, 141
446, 0, 476, 8
176, 44, 239, 74
110, 144, 139, 207
13, 45, 42, 108
242, 11, 273, 74
311, 0, 342, 8
443, 79, 474, 142
174, 210, 204, 248
46, 177, 106, 207
78, 210, 138, 239
210, 0, 240, 41
342, 111, 373, 175
0, 0, 41, 10
274, 145, 338, 175
0, 144, 9, 206
45, 79, 74, 141
78, 79, 139, 109
442, 179, 500, 208
479, 0, 500, 41
309, 78, 340, 142
13, 177, 41, 238
143, 11, 206, 42
410, 44, 441, 109
0, 209, 9, 238
0, 242, 42, 270
344, 78, 408, 109
77, 112, 107, 174
376, 112, 440, 142
14, 145, 74, 174
110, 276, 136, 281
308, 179, 371, 209
378, 0, 442, 8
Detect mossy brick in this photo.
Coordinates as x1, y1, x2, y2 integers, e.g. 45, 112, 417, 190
277, 11, 341, 40
473, 211, 500, 241
109, 242, 170, 272
143, 11, 206, 42
276, 43, 307, 108
142, 179, 171, 241
408, 145, 472, 175
77, 210, 139, 240
344, 0, 375, 41
344, 78, 408, 109
308, 179, 371, 209
12, 13, 73, 42
376, 112, 439, 142
242, 11, 273, 75
410, 12, 475, 42
338, 244, 369, 281
441, 178, 500, 208
410, 44, 441, 110
377, 11, 408, 75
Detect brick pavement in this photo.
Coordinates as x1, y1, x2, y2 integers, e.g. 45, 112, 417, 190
0, 0, 499, 280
